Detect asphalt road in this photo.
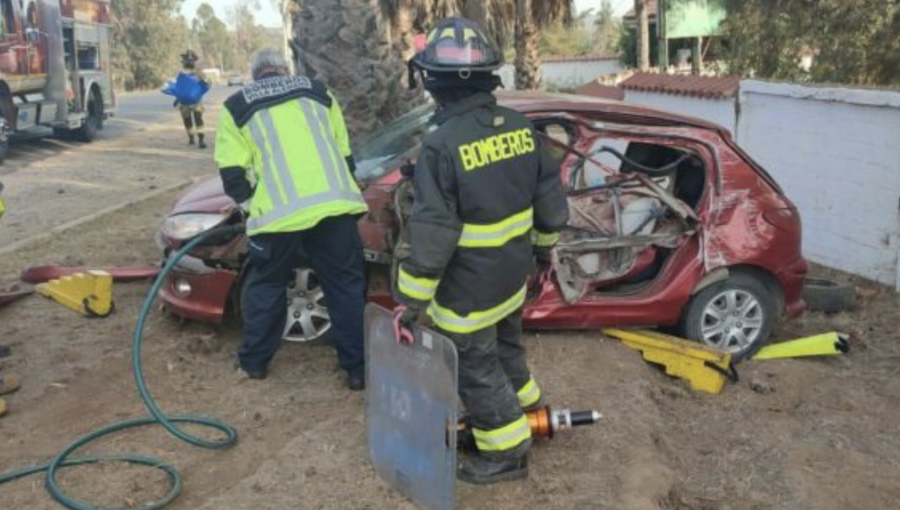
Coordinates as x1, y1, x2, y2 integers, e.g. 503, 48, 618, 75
4, 86, 233, 168
0, 86, 233, 251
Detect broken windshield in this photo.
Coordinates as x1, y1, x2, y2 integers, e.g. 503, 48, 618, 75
355, 102, 435, 180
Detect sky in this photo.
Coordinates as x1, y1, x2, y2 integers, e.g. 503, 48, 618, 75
180, 0, 633, 29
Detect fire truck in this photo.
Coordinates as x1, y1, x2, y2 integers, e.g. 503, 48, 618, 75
0, 0, 115, 163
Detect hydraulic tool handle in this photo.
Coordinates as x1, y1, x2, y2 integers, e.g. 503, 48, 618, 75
459, 406, 602, 446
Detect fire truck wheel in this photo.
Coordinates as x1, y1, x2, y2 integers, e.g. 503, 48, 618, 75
76, 89, 103, 143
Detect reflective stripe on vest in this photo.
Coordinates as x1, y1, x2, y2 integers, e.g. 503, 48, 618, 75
532, 230, 560, 248
459, 208, 533, 248
517, 376, 541, 408
308, 102, 351, 191
245, 99, 364, 233
472, 414, 531, 453
398, 266, 440, 302
427, 285, 527, 334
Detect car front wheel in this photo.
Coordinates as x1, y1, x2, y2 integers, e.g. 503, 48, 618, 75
681, 273, 777, 361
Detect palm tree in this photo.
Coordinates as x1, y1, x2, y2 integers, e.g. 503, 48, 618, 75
290, 0, 405, 136
285, 0, 572, 136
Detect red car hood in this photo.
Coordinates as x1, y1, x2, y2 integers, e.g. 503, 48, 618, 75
171, 178, 235, 215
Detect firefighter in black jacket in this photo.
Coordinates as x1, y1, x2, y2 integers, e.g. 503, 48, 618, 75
394, 18, 569, 484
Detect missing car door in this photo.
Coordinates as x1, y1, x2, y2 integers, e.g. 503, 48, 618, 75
541, 129, 704, 303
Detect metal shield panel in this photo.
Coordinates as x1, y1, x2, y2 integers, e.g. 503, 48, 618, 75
366, 304, 458, 510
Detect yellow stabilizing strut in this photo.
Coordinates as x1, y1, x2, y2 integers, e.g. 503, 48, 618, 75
603, 329, 737, 394
36, 270, 114, 317
752, 332, 849, 360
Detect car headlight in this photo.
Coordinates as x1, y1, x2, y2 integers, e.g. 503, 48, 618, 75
161, 213, 230, 241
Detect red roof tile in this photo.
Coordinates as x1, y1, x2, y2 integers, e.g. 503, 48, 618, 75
576, 80, 626, 101
620, 72, 740, 99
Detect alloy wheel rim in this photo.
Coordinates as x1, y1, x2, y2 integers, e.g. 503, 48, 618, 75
283, 268, 331, 342
699, 289, 764, 353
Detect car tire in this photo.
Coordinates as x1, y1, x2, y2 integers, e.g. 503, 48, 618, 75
681, 272, 777, 361
802, 277, 857, 313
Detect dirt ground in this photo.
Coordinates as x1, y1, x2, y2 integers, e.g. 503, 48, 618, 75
2, 103, 900, 510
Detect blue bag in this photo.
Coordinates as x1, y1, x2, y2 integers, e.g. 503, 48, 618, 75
162, 72, 210, 106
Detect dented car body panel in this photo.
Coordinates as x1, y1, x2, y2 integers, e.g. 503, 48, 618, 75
156, 92, 807, 346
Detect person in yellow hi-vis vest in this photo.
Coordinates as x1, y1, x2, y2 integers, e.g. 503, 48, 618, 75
215, 49, 369, 390
394, 19, 569, 484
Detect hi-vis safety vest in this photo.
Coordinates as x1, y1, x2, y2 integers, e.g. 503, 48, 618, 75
215, 75, 367, 236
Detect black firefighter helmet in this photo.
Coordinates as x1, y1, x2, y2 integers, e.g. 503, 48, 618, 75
408, 17, 503, 93
181, 49, 199, 67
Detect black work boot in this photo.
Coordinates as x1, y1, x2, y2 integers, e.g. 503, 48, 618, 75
458, 454, 528, 485
188, 135, 195, 146
198, 134, 207, 149
347, 371, 365, 391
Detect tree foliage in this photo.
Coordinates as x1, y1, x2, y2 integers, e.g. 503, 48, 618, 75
111, 0, 189, 90
191, 3, 237, 71
229, 0, 269, 73
593, 0, 620, 56
539, 11, 594, 58
721, 0, 900, 86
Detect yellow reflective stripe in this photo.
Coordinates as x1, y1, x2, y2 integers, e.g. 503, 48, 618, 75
428, 285, 526, 334
463, 28, 476, 40
532, 230, 560, 248
472, 415, 531, 452
459, 208, 533, 248
398, 267, 439, 302
517, 377, 541, 408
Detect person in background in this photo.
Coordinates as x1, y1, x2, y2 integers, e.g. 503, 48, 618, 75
177, 49, 210, 149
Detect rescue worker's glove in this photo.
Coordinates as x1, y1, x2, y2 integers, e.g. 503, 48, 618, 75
392, 305, 419, 345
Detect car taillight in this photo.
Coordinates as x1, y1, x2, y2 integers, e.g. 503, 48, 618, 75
763, 208, 801, 232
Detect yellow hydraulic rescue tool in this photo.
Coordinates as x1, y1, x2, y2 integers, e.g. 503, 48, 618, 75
603, 329, 737, 394
36, 270, 114, 317
752, 332, 849, 360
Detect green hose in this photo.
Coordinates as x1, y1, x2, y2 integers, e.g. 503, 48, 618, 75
0, 226, 242, 510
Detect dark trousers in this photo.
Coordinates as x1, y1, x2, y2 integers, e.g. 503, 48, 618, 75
240, 215, 366, 376
180, 108, 204, 137
440, 309, 534, 459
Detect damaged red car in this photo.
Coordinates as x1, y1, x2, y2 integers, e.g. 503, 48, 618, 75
156, 93, 807, 360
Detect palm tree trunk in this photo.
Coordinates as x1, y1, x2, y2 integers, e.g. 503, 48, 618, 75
291, 0, 403, 138
636, 0, 650, 71
463, 0, 487, 28
515, 0, 541, 90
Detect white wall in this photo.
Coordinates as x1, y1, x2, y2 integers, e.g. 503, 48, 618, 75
499, 59, 622, 91
623, 90, 737, 134
737, 81, 900, 289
